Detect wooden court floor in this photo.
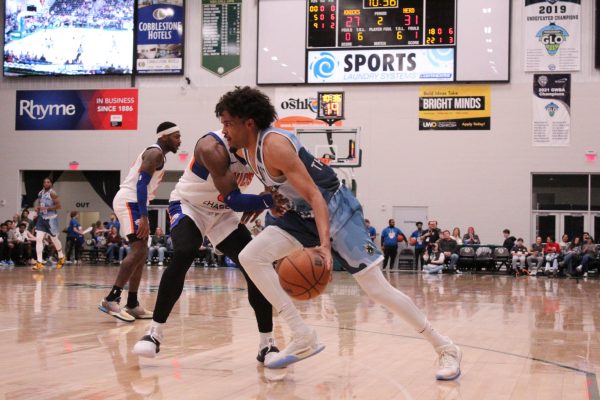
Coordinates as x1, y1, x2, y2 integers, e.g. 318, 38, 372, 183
1, 265, 599, 400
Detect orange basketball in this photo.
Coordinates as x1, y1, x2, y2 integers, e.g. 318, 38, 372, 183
276, 248, 331, 300
397, 234, 405, 242
409, 237, 417, 246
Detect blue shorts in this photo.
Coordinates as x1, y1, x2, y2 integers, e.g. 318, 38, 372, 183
36, 217, 59, 237
274, 186, 382, 274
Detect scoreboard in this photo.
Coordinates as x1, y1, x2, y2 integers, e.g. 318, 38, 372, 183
307, 0, 455, 48
256, 0, 510, 84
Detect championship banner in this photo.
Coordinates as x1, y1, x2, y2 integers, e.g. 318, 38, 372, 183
307, 48, 454, 84
136, 0, 185, 75
419, 86, 491, 131
201, 0, 242, 76
16, 89, 138, 131
533, 74, 570, 146
524, 0, 580, 72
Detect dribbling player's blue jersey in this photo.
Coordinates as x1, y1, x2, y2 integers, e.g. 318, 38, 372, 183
38, 189, 57, 219
243, 127, 340, 216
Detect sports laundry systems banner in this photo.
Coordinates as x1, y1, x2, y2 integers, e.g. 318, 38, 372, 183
524, 0, 580, 72
16, 89, 138, 130
136, 0, 185, 75
532, 74, 570, 146
419, 85, 491, 130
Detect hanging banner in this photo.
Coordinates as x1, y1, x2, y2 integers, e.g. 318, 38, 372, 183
533, 74, 570, 146
524, 0, 580, 72
201, 0, 241, 76
136, 0, 185, 75
15, 89, 138, 131
418, 85, 491, 131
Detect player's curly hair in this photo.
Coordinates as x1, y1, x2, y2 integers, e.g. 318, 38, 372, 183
215, 86, 277, 130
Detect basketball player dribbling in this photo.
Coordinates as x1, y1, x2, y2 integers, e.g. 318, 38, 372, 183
32, 178, 65, 271
215, 86, 462, 380
133, 129, 287, 362
98, 122, 181, 322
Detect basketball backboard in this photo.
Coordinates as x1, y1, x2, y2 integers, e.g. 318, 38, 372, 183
295, 127, 361, 168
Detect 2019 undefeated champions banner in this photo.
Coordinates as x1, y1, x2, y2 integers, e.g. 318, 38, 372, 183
524, 0, 580, 72
136, 0, 185, 75
16, 89, 138, 131
419, 86, 491, 131
533, 74, 570, 146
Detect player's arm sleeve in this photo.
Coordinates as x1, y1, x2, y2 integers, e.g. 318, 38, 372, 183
223, 189, 274, 212
136, 171, 152, 216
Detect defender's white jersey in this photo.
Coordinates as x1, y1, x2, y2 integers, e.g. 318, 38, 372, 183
116, 144, 166, 203
170, 131, 253, 212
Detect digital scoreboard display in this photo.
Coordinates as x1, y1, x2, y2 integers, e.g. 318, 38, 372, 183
307, 0, 455, 49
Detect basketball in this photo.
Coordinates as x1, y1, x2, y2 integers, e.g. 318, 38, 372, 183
409, 237, 417, 246
397, 234, 405, 242
276, 248, 331, 300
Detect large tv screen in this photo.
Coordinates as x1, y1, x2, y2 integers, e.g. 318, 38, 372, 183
3, 0, 134, 76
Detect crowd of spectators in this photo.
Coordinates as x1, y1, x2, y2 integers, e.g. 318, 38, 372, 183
0, 209, 50, 266
368, 219, 600, 279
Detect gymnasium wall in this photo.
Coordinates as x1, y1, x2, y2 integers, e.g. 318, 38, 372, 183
1, 1, 600, 244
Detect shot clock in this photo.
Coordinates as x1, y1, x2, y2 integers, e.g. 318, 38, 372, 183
317, 92, 345, 121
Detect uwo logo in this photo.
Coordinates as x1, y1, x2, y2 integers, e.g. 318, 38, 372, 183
422, 121, 437, 128
310, 52, 337, 79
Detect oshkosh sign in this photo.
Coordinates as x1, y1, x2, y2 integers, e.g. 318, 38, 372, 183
15, 89, 138, 130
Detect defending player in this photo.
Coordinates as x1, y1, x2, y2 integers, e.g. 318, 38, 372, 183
215, 87, 462, 380
32, 178, 65, 271
98, 122, 181, 322
132, 129, 285, 363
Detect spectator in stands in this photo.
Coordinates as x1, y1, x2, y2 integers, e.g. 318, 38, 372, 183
502, 229, 516, 251
105, 226, 122, 264
65, 211, 84, 265
198, 236, 217, 268
559, 233, 570, 253
562, 236, 582, 277
3, 220, 17, 266
365, 219, 377, 243
410, 221, 426, 269
107, 213, 120, 233
147, 227, 168, 266
438, 230, 460, 273
422, 243, 445, 274
0, 222, 12, 266
510, 238, 529, 275
13, 222, 33, 265
463, 226, 480, 245
527, 236, 544, 275
576, 237, 597, 278
421, 220, 441, 249
543, 235, 561, 276
20, 209, 34, 231
251, 219, 264, 236
381, 219, 403, 270
451, 227, 463, 245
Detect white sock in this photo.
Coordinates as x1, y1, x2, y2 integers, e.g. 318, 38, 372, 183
149, 320, 164, 340
49, 236, 64, 258
238, 226, 311, 337
354, 263, 451, 349
259, 332, 273, 348
36, 232, 45, 263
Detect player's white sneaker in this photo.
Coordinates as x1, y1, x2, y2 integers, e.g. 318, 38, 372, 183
124, 304, 153, 319
435, 343, 462, 380
264, 328, 325, 369
133, 324, 163, 358
257, 337, 280, 364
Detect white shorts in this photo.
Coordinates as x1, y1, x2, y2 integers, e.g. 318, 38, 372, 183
168, 199, 239, 246
113, 194, 142, 238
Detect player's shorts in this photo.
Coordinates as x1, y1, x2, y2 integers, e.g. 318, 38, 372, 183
274, 185, 383, 274
113, 197, 142, 239
168, 200, 239, 246
35, 216, 59, 237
